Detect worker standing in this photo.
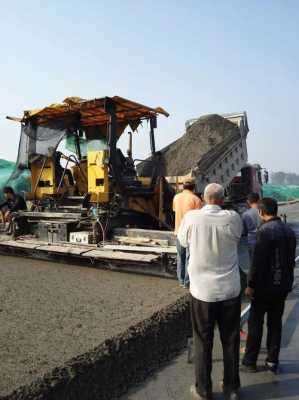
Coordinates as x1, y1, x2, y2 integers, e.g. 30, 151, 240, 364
242, 193, 261, 264
178, 183, 243, 400
173, 181, 202, 288
242, 198, 296, 373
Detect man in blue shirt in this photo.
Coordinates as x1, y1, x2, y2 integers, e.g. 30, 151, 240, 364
242, 193, 261, 264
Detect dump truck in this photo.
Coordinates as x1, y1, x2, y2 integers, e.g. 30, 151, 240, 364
138, 112, 264, 207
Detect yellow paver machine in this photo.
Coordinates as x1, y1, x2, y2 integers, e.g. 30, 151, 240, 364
6, 96, 175, 245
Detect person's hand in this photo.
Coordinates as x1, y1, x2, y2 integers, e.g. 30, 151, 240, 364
245, 287, 255, 300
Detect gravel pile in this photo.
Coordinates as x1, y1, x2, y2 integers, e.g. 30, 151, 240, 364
138, 114, 240, 176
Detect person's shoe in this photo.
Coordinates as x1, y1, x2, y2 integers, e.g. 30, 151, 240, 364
240, 363, 257, 373
265, 361, 279, 374
190, 385, 212, 400
183, 284, 189, 289
179, 282, 184, 287
224, 389, 240, 400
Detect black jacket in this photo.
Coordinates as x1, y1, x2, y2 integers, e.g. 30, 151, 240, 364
248, 217, 296, 296
0, 194, 27, 212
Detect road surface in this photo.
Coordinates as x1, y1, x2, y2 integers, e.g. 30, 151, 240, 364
121, 203, 299, 400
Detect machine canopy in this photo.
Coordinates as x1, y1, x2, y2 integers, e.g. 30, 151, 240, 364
7, 96, 169, 171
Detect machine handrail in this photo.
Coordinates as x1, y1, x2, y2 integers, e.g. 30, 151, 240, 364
56, 154, 78, 194
33, 156, 48, 199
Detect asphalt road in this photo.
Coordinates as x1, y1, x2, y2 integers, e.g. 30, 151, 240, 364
121, 203, 299, 400
121, 266, 299, 400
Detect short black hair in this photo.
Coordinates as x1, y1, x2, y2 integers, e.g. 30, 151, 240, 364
195, 192, 203, 201
3, 186, 14, 194
258, 197, 278, 216
247, 192, 260, 204
183, 181, 195, 191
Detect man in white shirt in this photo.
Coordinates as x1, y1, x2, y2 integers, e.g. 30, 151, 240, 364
178, 183, 243, 400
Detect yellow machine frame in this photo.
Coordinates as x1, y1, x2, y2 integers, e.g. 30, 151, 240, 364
9, 96, 171, 228
87, 150, 109, 203
27, 158, 56, 200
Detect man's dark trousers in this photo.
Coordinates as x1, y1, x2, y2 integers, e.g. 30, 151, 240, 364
190, 295, 241, 398
243, 295, 286, 366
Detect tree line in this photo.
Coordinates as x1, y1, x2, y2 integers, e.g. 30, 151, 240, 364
271, 172, 299, 186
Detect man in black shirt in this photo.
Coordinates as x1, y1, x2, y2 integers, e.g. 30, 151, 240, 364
242, 197, 296, 373
0, 186, 27, 229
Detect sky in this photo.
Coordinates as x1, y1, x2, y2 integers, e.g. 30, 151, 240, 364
0, 0, 298, 173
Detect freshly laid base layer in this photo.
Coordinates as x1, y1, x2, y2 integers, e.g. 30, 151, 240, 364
0, 256, 185, 397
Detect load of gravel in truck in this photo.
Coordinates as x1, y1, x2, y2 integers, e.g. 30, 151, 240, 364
138, 114, 241, 177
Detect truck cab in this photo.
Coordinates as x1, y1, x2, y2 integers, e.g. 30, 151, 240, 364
226, 164, 263, 204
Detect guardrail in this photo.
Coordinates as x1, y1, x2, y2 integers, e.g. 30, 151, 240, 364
278, 199, 299, 206
239, 255, 299, 329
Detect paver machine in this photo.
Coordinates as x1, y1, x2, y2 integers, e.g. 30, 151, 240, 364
7, 96, 174, 242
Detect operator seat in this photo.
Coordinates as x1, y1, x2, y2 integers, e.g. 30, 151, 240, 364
115, 148, 157, 195
54, 151, 74, 187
